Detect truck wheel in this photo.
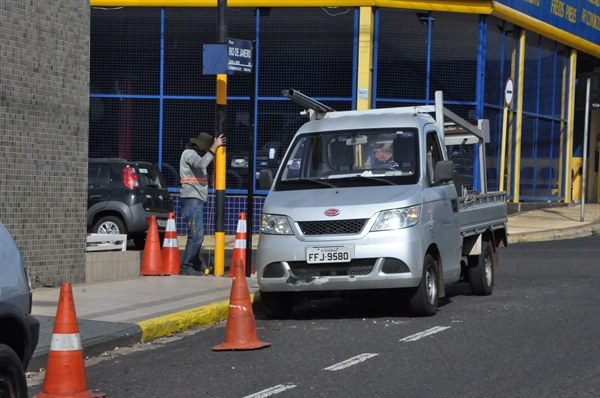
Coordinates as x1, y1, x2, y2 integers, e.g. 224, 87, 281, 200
93, 216, 127, 236
0, 344, 28, 398
467, 241, 494, 296
260, 291, 294, 319
407, 254, 439, 316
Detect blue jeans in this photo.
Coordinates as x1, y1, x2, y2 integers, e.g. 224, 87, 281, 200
180, 198, 205, 270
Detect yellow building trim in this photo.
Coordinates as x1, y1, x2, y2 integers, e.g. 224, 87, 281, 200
91, 1, 493, 14
89, 1, 598, 57
91, 0, 216, 6
357, 7, 374, 111
492, 3, 600, 59
564, 50, 578, 202
512, 28, 525, 202
230, 1, 493, 14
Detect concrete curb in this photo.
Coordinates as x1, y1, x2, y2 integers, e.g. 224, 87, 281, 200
28, 317, 142, 373
508, 222, 600, 244
136, 293, 262, 342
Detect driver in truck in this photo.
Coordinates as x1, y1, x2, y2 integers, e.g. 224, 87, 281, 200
373, 145, 398, 167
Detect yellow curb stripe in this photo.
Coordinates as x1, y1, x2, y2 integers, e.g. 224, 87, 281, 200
136, 293, 258, 341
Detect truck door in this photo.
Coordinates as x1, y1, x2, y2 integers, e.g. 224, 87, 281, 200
423, 131, 461, 280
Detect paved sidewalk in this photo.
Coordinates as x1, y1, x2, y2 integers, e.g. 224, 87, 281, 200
506, 203, 600, 243
27, 203, 600, 373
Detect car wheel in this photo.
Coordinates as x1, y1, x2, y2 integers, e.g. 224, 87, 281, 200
92, 216, 127, 236
0, 344, 28, 398
260, 291, 294, 319
467, 241, 494, 296
407, 254, 439, 317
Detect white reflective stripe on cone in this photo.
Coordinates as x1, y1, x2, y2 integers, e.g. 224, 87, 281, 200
234, 239, 246, 249
237, 221, 246, 233
50, 333, 83, 351
163, 238, 178, 248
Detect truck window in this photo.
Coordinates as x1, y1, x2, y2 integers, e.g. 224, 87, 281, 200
425, 132, 444, 186
274, 128, 420, 190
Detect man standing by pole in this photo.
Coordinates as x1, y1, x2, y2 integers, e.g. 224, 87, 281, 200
179, 132, 226, 276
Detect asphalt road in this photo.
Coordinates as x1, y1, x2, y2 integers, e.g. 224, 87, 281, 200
28, 236, 600, 398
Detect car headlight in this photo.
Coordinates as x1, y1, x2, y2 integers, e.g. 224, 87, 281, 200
371, 206, 420, 231
231, 158, 248, 168
261, 214, 293, 235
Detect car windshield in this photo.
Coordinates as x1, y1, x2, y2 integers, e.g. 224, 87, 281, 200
274, 128, 420, 190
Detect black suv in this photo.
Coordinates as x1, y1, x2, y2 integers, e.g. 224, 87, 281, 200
87, 158, 174, 249
0, 221, 39, 396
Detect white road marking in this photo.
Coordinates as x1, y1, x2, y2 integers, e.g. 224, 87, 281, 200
399, 326, 451, 342
244, 384, 297, 398
323, 353, 379, 371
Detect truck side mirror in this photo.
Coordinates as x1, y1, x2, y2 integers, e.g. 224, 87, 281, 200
434, 160, 454, 184
259, 169, 273, 190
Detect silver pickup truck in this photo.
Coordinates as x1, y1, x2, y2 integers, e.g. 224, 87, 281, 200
256, 90, 507, 319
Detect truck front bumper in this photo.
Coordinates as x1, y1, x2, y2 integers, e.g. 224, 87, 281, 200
257, 228, 426, 292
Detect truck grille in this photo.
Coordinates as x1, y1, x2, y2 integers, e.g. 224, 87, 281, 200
297, 219, 368, 235
288, 259, 376, 277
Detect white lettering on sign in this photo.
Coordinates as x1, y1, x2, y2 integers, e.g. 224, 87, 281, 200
230, 47, 252, 58
227, 39, 253, 73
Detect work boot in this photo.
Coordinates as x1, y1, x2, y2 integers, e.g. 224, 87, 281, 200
179, 267, 204, 276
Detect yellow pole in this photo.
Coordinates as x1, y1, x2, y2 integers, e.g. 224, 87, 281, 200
214, 73, 227, 276
513, 28, 526, 202
499, 104, 508, 192
506, 45, 517, 198
564, 50, 577, 203
557, 57, 566, 200
213, 0, 227, 276
356, 7, 374, 111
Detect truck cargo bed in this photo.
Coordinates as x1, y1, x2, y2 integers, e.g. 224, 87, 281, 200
458, 191, 507, 237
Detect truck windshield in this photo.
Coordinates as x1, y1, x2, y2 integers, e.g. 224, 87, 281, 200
275, 128, 420, 190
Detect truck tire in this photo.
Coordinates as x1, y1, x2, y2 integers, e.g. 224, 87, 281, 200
0, 344, 28, 398
260, 291, 294, 319
467, 241, 494, 296
93, 215, 127, 236
407, 254, 439, 316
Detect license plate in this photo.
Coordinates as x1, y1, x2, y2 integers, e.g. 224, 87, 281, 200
306, 246, 352, 264
157, 219, 167, 227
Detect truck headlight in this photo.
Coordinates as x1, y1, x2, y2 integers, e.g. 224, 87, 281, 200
371, 206, 420, 231
231, 158, 248, 168
261, 214, 293, 235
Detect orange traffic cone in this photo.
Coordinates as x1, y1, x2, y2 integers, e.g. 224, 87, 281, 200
162, 212, 180, 275
213, 259, 271, 351
33, 283, 105, 398
228, 213, 248, 277
140, 215, 167, 276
